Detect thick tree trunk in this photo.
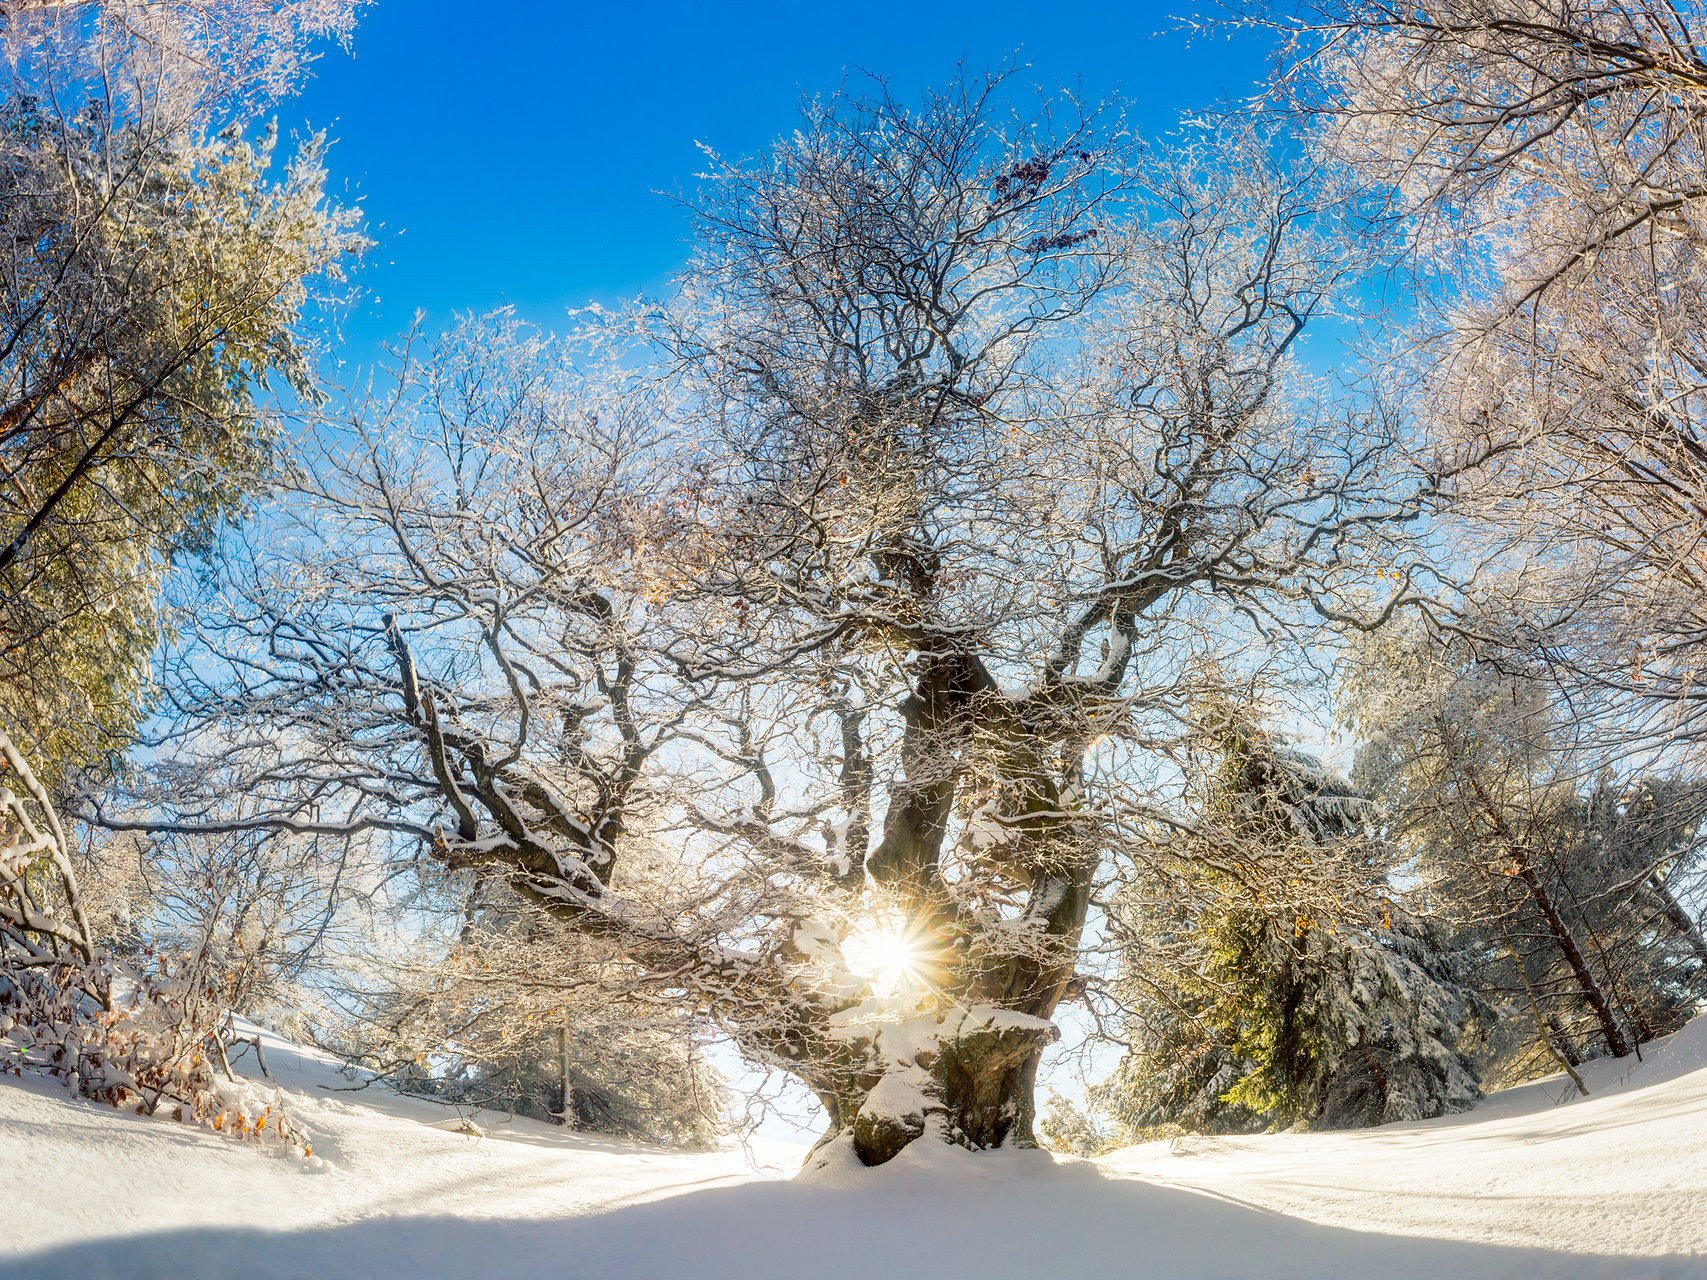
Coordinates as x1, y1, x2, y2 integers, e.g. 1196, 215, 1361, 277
804, 641, 1097, 1169
841, 1015, 1052, 1166
835, 855, 1091, 1166
938, 1038, 1044, 1149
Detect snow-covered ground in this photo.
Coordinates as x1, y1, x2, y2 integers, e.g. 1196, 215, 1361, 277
3, 1019, 1705, 1279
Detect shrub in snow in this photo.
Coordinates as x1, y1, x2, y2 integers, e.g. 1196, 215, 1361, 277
1038, 1088, 1121, 1156
331, 900, 729, 1149
0, 730, 310, 1155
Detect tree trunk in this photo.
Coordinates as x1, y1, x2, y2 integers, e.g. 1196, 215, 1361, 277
1515, 856, 1632, 1058
1545, 1015, 1584, 1069
557, 1022, 574, 1128
1649, 874, 1707, 968
844, 1016, 1053, 1166
800, 648, 1094, 1169
836, 855, 1090, 1166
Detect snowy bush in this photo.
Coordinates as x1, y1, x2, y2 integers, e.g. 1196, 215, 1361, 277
324, 893, 729, 1149
0, 729, 311, 1155
1037, 1089, 1123, 1157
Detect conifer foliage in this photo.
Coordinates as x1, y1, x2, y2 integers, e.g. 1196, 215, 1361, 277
1349, 635, 1707, 1079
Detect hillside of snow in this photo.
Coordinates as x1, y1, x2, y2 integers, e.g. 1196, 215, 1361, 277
3, 1018, 1705, 1279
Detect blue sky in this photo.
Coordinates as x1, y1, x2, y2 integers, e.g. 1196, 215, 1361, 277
287, 0, 1277, 354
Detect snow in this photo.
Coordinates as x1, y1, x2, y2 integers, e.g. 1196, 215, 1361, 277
1106, 1015, 1707, 1261
2, 1017, 1705, 1279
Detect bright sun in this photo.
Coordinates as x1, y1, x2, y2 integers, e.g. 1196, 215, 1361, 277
842, 919, 929, 994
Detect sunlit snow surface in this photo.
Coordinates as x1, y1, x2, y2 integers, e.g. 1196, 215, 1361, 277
3, 1017, 1705, 1278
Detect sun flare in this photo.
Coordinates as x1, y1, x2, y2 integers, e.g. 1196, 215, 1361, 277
841, 919, 930, 994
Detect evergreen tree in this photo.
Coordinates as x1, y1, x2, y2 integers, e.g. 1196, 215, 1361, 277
1098, 711, 1488, 1134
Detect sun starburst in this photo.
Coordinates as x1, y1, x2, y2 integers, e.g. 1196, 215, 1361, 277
841, 915, 934, 994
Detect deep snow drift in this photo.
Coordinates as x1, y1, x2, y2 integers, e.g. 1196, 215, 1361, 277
2, 1018, 1705, 1279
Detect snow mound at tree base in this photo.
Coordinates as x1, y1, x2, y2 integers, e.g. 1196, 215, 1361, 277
2, 1018, 1705, 1279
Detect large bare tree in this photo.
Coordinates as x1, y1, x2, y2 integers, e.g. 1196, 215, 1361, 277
122, 80, 1428, 1168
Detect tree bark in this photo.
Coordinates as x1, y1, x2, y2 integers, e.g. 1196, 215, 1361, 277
557, 1022, 574, 1128
1462, 768, 1634, 1059
825, 649, 1092, 1166
842, 1014, 1054, 1166
1545, 1015, 1584, 1070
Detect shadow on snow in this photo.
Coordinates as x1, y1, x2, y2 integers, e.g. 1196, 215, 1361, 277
3, 1153, 1694, 1280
